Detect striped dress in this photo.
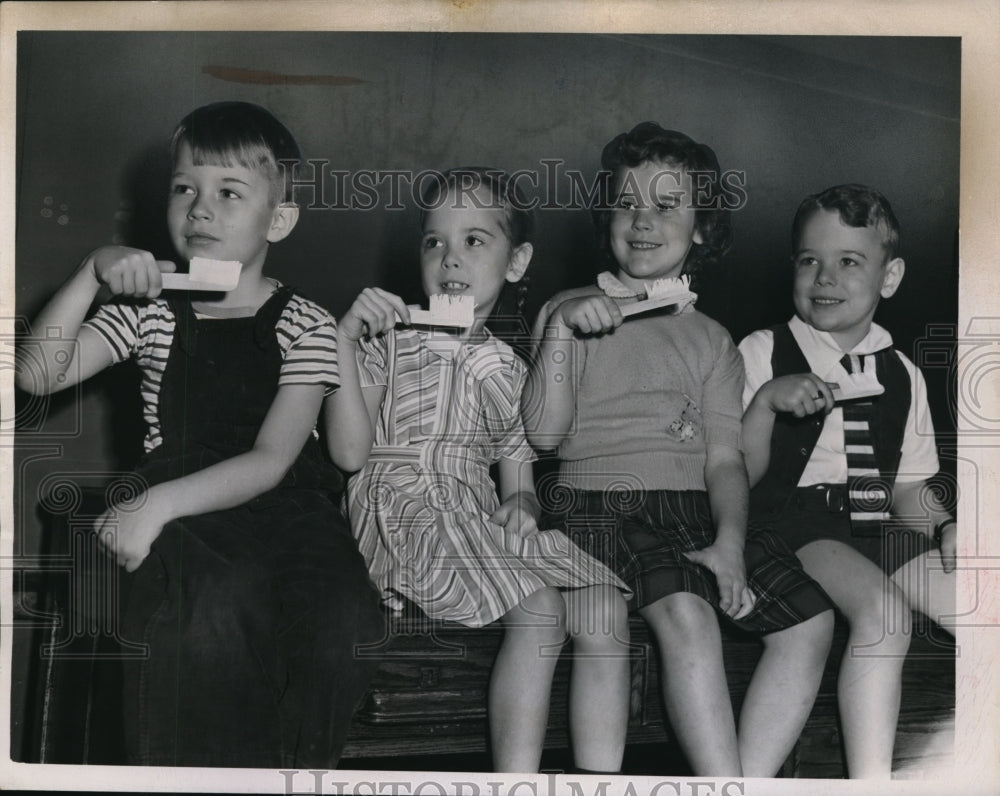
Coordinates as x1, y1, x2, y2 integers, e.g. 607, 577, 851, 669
346, 328, 628, 627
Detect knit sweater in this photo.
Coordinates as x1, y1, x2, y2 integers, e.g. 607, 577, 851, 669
549, 285, 744, 491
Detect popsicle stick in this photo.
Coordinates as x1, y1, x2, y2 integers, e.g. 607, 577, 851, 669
827, 374, 885, 402
161, 258, 241, 291
160, 274, 237, 291
620, 291, 697, 318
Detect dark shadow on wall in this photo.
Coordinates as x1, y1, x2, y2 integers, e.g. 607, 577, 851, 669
120, 143, 175, 263
80, 144, 179, 472
382, 215, 424, 307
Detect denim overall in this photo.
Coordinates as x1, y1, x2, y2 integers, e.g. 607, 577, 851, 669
119, 287, 384, 768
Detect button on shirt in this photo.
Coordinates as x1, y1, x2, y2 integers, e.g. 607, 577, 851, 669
739, 316, 939, 486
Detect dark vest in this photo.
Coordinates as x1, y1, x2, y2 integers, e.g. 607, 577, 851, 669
749, 324, 911, 519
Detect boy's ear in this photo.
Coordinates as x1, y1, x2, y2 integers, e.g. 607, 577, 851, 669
266, 202, 300, 243
505, 242, 533, 283
880, 257, 905, 298
692, 224, 704, 246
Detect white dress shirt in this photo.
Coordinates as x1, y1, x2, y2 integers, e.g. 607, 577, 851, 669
739, 316, 939, 486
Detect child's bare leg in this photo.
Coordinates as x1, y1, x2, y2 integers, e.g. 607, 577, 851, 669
737, 609, 834, 776
640, 592, 742, 776
797, 540, 912, 779
891, 551, 957, 633
490, 586, 567, 772
564, 585, 630, 771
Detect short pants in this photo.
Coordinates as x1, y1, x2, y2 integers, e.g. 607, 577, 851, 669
766, 484, 934, 575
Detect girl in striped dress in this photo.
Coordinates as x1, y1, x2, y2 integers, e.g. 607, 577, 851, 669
325, 168, 632, 774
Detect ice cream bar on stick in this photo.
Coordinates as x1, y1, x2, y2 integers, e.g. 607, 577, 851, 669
161, 257, 242, 291
620, 275, 697, 318
406, 294, 476, 328
828, 370, 885, 402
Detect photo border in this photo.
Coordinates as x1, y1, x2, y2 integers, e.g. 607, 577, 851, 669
1, 1, 997, 794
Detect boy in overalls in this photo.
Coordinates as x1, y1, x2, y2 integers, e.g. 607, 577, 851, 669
17, 102, 384, 768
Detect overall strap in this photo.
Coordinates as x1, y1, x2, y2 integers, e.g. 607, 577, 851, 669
253, 285, 296, 350
167, 285, 296, 354
168, 295, 199, 355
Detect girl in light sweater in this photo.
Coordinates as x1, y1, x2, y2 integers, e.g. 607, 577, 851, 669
525, 122, 835, 777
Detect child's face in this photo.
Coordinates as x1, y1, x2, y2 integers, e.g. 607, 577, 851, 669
609, 160, 703, 290
167, 141, 287, 272
792, 208, 904, 350
420, 185, 531, 322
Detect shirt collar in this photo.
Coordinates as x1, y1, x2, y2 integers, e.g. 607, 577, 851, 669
787, 315, 893, 378
597, 271, 644, 297
596, 271, 698, 313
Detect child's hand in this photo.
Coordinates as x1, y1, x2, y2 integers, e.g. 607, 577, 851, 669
90, 246, 176, 299
94, 490, 171, 572
490, 493, 540, 538
684, 539, 756, 619
938, 520, 956, 573
758, 373, 835, 418
339, 287, 410, 343
554, 295, 624, 336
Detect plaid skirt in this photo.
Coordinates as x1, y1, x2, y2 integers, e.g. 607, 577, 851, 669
544, 489, 833, 635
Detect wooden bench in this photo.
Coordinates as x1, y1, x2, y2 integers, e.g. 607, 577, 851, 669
17, 484, 955, 776
336, 611, 954, 777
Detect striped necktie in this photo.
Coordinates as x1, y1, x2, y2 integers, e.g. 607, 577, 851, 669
840, 354, 891, 537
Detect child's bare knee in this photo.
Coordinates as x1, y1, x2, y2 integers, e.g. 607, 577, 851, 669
509, 586, 568, 639
844, 587, 913, 656
850, 580, 911, 629
643, 592, 716, 643
528, 585, 567, 617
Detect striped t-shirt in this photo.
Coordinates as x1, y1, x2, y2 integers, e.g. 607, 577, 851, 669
83, 290, 339, 452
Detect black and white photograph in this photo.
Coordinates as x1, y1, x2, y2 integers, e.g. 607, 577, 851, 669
1, 2, 997, 794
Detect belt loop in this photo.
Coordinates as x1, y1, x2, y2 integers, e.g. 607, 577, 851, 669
825, 485, 845, 513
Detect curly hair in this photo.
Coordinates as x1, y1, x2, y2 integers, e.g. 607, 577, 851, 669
593, 122, 733, 283
791, 183, 900, 260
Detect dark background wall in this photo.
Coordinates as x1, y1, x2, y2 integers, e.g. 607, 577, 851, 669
11, 30, 959, 756
14, 33, 959, 534
14, 28, 961, 545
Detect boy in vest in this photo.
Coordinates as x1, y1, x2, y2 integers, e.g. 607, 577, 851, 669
739, 183, 956, 779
